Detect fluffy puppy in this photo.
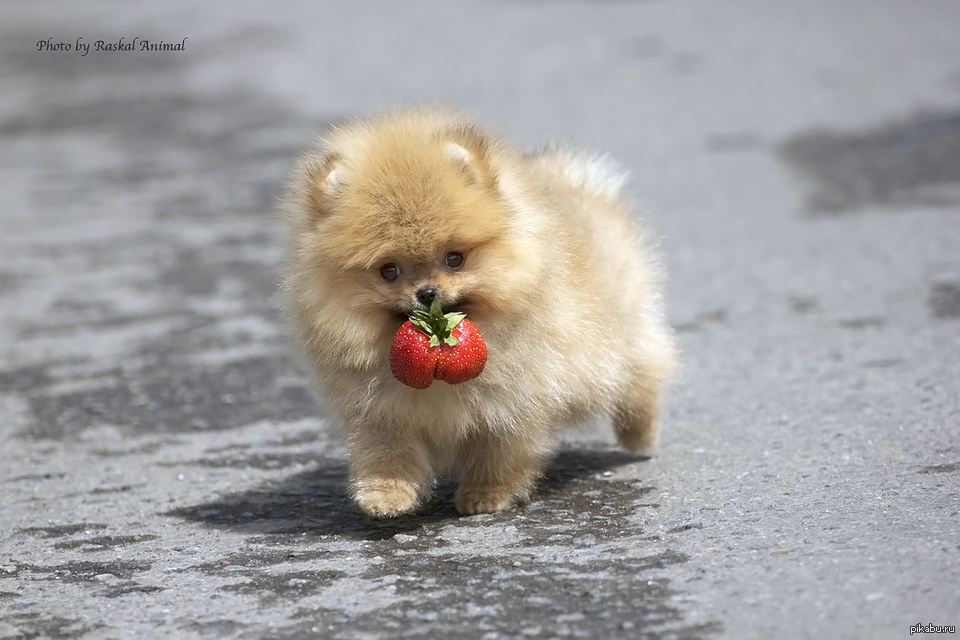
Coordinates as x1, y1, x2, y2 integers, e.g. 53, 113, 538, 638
280, 107, 675, 517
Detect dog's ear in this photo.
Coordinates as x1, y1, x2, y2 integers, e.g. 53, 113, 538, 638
300, 152, 342, 221
443, 126, 498, 192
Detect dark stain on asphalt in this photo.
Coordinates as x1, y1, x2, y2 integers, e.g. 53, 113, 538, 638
929, 281, 960, 318
0, 270, 26, 295
0, 614, 95, 639
158, 247, 223, 297
4, 559, 163, 604
0, 70, 326, 224
667, 521, 704, 534
192, 548, 343, 575
860, 358, 903, 369
0, 365, 52, 394
17, 311, 189, 339
780, 109, 960, 213
918, 462, 960, 474
673, 309, 727, 334
838, 316, 886, 329
14, 560, 152, 582
6, 471, 67, 483
221, 569, 345, 603
787, 295, 819, 315
103, 584, 166, 599
18, 353, 317, 439
185, 620, 243, 638
87, 484, 143, 495
17, 523, 108, 538
325, 551, 710, 640
53, 534, 159, 551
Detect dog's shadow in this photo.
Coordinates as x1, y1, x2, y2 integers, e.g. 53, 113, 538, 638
168, 447, 650, 541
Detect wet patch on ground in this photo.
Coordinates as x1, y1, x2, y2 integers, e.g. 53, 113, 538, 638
221, 569, 346, 603
779, 109, 960, 214
838, 316, 886, 330
0, 270, 27, 296
12, 559, 153, 586
22, 354, 317, 439
0, 615, 97, 640
929, 281, 960, 318
859, 358, 904, 369
16, 524, 108, 539
6, 471, 68, 483
286, 551, 710, 640
787, 295, 819, 315
672, 309, 727, 334
918, 462, 960, 474
52, 534, 159, 551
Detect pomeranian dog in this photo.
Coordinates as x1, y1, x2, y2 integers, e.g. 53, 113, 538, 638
280, 107, 675, 517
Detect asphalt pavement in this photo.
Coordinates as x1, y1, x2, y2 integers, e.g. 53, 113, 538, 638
1, 2, 958, 639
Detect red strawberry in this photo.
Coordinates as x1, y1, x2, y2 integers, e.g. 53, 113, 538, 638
390, 299, 487, 389
434, 318, 486, 384
389, 322, 440, 389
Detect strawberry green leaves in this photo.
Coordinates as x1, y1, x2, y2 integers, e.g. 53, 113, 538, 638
407, 299, 465, 348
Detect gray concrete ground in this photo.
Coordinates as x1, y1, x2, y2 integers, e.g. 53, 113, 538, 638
1, 2, 959, 638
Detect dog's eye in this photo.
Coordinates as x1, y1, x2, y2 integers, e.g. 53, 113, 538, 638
379, 263, 401, 282
444, 252, 464, 269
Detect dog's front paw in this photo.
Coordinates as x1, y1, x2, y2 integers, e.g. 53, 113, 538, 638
455, 485, 525, 515
353, 478, 420, 517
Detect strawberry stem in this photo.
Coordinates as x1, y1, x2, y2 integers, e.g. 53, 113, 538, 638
409, 299, 465, 347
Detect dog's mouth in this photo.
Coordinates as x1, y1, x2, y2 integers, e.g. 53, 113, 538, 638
441, 298, 470, 315
391, 297, 471, 323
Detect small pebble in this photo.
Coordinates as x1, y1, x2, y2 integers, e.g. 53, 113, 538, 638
393, 533, 418, 543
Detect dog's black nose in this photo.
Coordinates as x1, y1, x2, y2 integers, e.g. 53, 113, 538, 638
416, 286, 438, 306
